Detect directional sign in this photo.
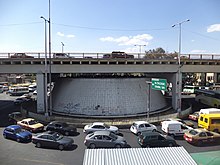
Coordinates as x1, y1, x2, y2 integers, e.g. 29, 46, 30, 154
151, 78, 167, 91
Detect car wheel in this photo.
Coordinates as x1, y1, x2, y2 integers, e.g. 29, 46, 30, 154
36, 142, 41, 148
137, 132, 141, 136
16, 138, 21, 143
197, 140, 202, 146
115, 144, 121, 148
3, 134, 7, 139
64, 131, 69, 136
213, 129, 219, 133
170, 134, 175, 138
145, 144, 150, 148
58, 145, 64, 151
168, 143, 173, 147
152, 129, 156, 132
89, 143, 96, 149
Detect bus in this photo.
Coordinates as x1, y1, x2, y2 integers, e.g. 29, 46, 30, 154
195, 89, 220, 108
198, 113, 220, 132
8, 87, 29, 96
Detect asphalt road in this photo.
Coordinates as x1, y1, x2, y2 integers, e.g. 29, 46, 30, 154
1, 92, 220, 165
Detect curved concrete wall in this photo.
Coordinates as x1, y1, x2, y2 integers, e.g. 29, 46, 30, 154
52, 78, 168, 116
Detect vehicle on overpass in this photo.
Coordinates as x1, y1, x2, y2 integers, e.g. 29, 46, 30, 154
103, 51, 134, 59
10, 53, 34, 58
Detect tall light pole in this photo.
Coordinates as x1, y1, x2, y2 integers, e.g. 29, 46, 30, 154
172, 19, 190, 113
48, 0, 52, 115
61, 42, 64, 53
134, 44, 146, 58
40, 16, 49, 117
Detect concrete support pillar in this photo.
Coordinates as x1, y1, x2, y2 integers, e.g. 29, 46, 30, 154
213, 73, 218, 83
36, 72, 45, 113
171, 72, 179, 111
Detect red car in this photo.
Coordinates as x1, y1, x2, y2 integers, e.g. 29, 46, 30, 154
188, 111, 199, 121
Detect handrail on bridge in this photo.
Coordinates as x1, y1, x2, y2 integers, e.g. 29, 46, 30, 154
0, 52, 220, 60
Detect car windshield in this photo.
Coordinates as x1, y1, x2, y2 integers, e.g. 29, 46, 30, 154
189, 130, 199, 135
103, 124, 110, 129
109, 132, 118, 140
14, 127, 22, 133
62, 123, 68, 127
53, 132, 63, 141
29, 120, 38, 125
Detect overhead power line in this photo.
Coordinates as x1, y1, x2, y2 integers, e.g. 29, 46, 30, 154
0, 22, 42, 27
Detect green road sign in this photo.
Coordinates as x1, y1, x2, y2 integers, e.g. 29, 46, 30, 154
151, 78, 167, 91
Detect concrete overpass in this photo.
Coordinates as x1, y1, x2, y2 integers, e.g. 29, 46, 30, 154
1, 54, 220, 116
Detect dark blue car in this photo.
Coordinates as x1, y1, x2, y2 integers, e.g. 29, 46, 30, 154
3, 125, 32, 142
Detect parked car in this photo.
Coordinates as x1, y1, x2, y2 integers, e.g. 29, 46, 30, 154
46, 121, 77, 136
10, 53, 34, 58
188, 111, 200, 121
161, 120, 193, 137
161, 118, 194, 128
130, 121, 157, 135
84, 131, 127, 149
13, 97, 29, 105
3, 125, 32, 142
8, 112, 23, 124
137, 132, 177, 148
83, 122, 118, 134
184, 128, 220, 146
32, 131, 74, 150
17, 118, 44, 132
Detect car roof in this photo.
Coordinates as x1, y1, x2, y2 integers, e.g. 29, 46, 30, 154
49, 121, 66, 125
21, 118, 35, 122
192, 128, 207, 133
10, 112, 21, 115
163, 120, 182, 124
134, 121, 149, 125
37, 131, 57, 136
93, 130, 111, 136
7, 125, 21, 130
141, 131, 160, 136
92, 122, 104, 125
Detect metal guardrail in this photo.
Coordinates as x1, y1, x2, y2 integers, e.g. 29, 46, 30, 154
0, 52, 220, 60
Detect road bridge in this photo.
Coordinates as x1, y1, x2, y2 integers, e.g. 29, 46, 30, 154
1, 53, 220, 117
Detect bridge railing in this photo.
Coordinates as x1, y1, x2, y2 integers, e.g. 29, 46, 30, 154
0, 52, 220, 60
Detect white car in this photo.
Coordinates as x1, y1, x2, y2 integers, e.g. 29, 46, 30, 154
130, 121, 157, 135
83, 122, 118, 134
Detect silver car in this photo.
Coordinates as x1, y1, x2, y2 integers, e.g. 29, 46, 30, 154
83, 122, 118, 134
84, 131, 127, 149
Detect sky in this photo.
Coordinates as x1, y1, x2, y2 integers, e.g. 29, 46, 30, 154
0, 0, 220, 54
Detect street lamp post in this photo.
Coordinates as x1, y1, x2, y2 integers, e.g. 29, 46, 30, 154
172, 19, 190, 113
134, 44, 146, 58
61, 42, 64, 53
40, 16, 49, 117
48, 0, 52, 115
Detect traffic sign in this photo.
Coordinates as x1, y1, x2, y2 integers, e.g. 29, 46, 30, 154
151, 78, 167, 91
